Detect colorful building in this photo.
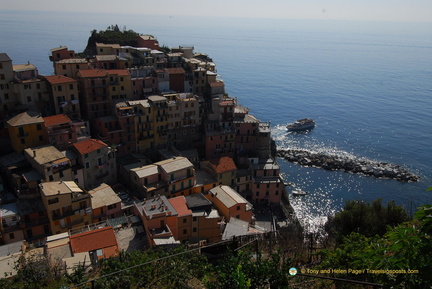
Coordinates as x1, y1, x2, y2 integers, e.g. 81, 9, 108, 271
24, 145, 73, 182
43, 114, 77, 150
207, 185, 253, 223
72, 139, 117, 190
40, 181, 92, 234
88, 183, 122, 222
7, 111, 47, 153
44, 75, 81, 119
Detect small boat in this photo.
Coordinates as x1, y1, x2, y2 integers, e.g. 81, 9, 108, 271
287, 118, 315, 131
292, 188, 307, 196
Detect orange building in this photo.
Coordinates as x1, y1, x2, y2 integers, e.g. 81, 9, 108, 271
69, 226, 119, 262
207, 185, 253, 224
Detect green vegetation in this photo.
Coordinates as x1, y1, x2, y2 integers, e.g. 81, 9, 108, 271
318, 204, 432, 288
84, 25, 140, 56
204, 249, 292, 289
325, 198, 411, 244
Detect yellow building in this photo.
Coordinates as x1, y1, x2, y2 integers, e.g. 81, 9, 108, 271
95, 43, 121, 55
54, 58, 89, 79
40, 181, 92, 234
44, 75, 81, 119
129, 99, 154, 152
108, 70, 131, 101
7, 111, 48, 153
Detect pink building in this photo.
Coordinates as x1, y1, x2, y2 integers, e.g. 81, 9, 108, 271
250, 158, 284, 204
44, 114, 77, 150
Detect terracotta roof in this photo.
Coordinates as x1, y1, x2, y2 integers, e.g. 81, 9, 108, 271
7, 111, 44, 127
73, 139, 107, 155
166, 68, 185, 74
43, 114, 71, 127
44, 75, 76, 85
219, 100, 235, 106
107, 69, 130, 76
210, 82, 224, 88
77, 69, 108, 78
210, 156, 237, 174
69, 226, 118, 257
168, 196, 192, 217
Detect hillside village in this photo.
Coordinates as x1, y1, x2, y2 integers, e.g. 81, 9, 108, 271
0, 31, 292, 275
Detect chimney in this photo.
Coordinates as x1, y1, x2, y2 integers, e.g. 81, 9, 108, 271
33, 150, 36, 157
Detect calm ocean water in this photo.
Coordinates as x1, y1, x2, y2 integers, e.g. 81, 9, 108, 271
1, 10, 431, 231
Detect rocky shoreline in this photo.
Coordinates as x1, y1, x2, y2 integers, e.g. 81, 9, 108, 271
277, 148, 420, 182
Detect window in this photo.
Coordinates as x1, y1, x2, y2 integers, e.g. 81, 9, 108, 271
62, 205, 72, 215
36, 124, 42, 130
36, 83, 41, 89
183, 229, 187, 235
62, 64, 66, 69
183, 218, 187, 224
20, 139, 25, 144
57, 85, 62, 91
9, 233, 15, 239
84, 154, 88, 158
39, 135, 43, 141
193, 216, 197, 222
85, 162, 90, 169
69, 84, 74, 90
108, 204, 116, 210
236, 205, 240, 211
27, 96, 32, 102
0, 74, 5, 80
193, 227, 197, 233
4, 93, 8, 99
236, 215, 240, 219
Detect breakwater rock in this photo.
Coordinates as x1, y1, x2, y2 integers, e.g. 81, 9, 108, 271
277, 148, 420, 182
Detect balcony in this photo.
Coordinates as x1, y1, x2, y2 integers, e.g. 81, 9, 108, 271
60, 217, 84, 229
96, 171, 109, 180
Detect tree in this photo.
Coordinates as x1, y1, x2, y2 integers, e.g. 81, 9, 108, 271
326, 198, 410, 244
318, 204, 432, 288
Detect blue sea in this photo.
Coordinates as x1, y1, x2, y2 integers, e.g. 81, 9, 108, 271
1, 10, 431, 231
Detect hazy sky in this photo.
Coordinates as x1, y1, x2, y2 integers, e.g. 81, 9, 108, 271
1, 0, 432, 22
